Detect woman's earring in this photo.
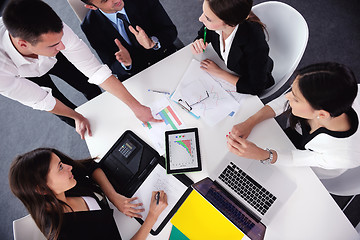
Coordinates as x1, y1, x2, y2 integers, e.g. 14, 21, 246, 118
317, 116, 320, 119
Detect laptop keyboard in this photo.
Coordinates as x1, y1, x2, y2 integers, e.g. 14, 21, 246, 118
206, 187, 255, 233
219, 162, 276, 215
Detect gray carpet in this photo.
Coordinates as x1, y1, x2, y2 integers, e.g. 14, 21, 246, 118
0, 0, 359, 239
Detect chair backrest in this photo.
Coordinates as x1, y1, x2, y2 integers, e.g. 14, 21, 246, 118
13, 214, 46, 240
252, 1, 309, 99
67, 0, 90, 22
320, 165, 360, 196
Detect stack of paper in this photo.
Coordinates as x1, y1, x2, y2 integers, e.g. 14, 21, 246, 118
171, 59, 241, 126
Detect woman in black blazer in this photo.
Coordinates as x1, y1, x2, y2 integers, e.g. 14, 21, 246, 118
9, 148, 167, 240
192, 0, 274, 96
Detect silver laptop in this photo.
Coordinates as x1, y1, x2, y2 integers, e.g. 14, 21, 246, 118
210, 151, 297, 226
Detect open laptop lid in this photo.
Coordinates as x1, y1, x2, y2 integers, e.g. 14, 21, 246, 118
211, 152, 297, 225
192, 177, 266, 240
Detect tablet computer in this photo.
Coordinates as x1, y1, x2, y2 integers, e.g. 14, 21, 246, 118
165, 128, 202, 174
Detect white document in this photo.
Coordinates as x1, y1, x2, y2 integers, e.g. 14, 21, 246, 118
194, 43, 246, 105
141, 97, 185, 155
132, 164, 188, 231
171, 59, 241, 126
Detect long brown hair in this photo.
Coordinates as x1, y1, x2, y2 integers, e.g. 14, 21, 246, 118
9, 148, 95, 240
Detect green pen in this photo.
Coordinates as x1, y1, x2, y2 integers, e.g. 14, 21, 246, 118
203, 27, 207, 52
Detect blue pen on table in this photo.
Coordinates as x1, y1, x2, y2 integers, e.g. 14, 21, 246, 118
203, 27, 207, 52
155, 191, 160, 205
148, 89, 170, 95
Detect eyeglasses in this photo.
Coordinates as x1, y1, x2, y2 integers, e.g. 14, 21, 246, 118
178, 91, 209, 112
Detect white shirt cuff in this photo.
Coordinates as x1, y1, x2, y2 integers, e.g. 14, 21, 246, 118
87, 64, 113, 85
32, 87, 57, 111
121, 62, 132, 70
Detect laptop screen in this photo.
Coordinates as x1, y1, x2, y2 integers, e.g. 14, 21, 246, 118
193, 177, 266, 240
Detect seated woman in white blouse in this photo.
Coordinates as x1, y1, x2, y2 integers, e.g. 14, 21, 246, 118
9, 148, 167, 240
227, 62, 360, 179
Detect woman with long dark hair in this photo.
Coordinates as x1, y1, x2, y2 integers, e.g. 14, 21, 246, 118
227, 62, 360, 179
191, 0, 274, 95
9, 148, 167, 240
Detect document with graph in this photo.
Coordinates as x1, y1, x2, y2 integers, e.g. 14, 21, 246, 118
171, 59, 241, 126
141, 97, 186, 155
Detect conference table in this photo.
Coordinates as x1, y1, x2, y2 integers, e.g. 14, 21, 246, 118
76, 45, 359, 240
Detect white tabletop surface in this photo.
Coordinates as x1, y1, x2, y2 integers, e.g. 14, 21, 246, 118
76, 45, 359, 240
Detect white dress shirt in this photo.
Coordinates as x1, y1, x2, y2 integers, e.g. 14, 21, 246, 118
216, 25, 239, 65
0, 19, 112, 111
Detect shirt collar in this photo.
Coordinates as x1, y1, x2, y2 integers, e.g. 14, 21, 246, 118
100, 8, 127, 25
215, 24, 239, 44
2, 30, 31, 68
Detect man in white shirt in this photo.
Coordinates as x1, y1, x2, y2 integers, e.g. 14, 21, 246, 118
0, 0, 160, 139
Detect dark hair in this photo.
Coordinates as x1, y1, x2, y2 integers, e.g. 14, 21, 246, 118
9, 148, 95, 240
288, 62, 358, 128
206, 0, 266, 29
2, 0, 63, 45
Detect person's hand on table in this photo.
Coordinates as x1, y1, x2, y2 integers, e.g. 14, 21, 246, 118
114, 39, 132, 66
129, 25, 155, 49
227, 134, 269, 161
147, 191, 168, 221
74, 114, 92, 140
112, 194, 145, 218
191, 39, 208, 54
231, 119, 256, 139
134, 105, 163, 126
200, 59, 224, 76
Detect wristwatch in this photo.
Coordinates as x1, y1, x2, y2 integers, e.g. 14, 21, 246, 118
151, 36, 160, 50
151, 41, 159, 49
260, 148, 273, 164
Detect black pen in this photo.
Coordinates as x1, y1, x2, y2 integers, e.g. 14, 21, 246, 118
155, 191, 160, 205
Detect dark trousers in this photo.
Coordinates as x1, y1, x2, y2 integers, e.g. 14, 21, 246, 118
28, 52, 102, 127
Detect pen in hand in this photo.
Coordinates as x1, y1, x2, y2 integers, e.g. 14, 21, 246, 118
155, 191, 160, 205
203, 27, 207, 52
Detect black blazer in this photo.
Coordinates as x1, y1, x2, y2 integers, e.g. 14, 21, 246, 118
81, 0, 177, 81
197, 22, 274, 95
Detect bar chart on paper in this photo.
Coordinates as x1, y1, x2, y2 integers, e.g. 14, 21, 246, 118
141, 97, 185, 155
168, 133, 198, 169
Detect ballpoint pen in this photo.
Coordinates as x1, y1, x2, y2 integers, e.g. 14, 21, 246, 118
148, 89, 170, 95
155, 191, 160, 205
203, 27, 207, 52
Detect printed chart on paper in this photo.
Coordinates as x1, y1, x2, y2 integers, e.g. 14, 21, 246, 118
141, 97, 185, 155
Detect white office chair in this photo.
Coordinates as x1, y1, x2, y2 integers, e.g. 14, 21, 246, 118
320, 166, 360, 196
13, 214, 46, 240
252, 1, 309, 100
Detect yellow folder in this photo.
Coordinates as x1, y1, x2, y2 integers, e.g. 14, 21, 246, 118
171, 190, 245, 240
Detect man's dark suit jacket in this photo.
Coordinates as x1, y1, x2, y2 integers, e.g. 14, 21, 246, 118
197, 21, 274, 95
81, 0, 177, 81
